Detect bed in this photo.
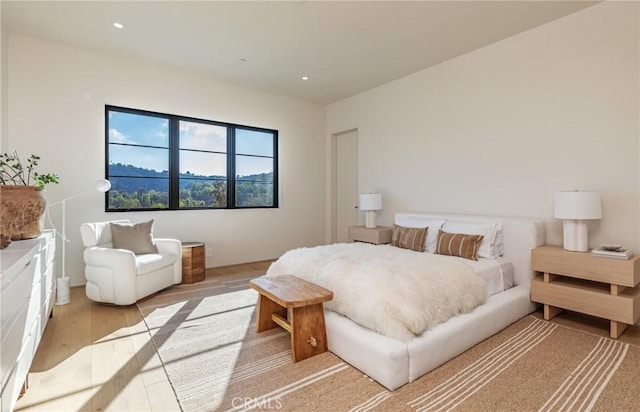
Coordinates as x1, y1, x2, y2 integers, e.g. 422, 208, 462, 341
266, 212, 545, 390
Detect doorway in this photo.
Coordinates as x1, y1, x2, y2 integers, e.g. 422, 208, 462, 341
332, 129, 358, 243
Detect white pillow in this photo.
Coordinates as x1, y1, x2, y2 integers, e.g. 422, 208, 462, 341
394, 216, 445, 253
441, 221, 503, 259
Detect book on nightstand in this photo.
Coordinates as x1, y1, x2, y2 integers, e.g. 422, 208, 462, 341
591, 246, 634, 260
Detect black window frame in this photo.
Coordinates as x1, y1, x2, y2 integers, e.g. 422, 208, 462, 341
105, 105, 278, 212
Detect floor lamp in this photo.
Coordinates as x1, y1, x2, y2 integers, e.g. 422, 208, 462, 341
48, 179, 111, 305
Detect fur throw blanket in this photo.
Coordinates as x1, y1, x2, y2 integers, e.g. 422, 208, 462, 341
265, 243, 487, 342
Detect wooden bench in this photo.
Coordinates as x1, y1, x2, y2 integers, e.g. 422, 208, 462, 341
249, 275, 334, 362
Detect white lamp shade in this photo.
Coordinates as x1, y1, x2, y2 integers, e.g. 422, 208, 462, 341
554, 191, 602, 220
359, 193, 382, 211
95, 179, 111, 193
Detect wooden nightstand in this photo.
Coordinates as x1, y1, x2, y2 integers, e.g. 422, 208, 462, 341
347, 226, 393, 245
531, 245, 640, 338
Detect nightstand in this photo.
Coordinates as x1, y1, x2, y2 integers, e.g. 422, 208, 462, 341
347, 226, 393, 245
181, 241, 205, 284
531, 245, 640, 338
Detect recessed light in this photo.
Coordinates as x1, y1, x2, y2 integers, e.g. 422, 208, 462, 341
113, 22, 124, 29
302, 76, 309, 81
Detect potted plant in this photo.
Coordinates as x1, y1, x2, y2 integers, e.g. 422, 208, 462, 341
0, 151, 59, 242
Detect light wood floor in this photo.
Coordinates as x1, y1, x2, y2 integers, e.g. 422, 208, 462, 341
14, 261, 271, 412
15, 262, 640, 411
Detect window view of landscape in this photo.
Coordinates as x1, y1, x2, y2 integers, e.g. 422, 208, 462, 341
106, 107, 277, 210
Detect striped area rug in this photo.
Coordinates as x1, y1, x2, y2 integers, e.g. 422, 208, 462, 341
137, 278, 640, 412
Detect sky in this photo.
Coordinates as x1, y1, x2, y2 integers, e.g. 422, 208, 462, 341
108, 110, 274, 177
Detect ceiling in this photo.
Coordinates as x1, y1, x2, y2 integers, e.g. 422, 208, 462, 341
2, 1, 597, 105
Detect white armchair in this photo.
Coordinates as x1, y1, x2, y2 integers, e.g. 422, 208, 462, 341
80, 219, 182, 305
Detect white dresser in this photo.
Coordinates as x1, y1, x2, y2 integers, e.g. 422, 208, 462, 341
0, 231, 55, 412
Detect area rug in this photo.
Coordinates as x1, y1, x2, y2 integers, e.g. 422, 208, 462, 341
137, 280, 640, 412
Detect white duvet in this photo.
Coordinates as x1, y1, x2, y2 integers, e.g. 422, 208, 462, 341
265, 243, 487, 342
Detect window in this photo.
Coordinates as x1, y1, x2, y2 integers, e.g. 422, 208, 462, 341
106, 106, 278, 211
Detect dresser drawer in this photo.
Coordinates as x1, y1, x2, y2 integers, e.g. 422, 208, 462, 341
1, 319, 39, 412
0, 299, 30, 389
1, 255, 37, 336
39, 263, 55, 335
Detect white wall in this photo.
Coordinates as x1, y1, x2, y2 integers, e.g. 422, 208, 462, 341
7, 34, 326, 286
1, 3, 7, 151
327, 2, 640, 252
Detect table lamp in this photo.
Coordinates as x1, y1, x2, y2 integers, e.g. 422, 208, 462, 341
359, 193, 382, 229
554, 190, 602, 252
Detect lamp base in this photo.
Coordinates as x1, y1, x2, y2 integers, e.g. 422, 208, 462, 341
562, 219, 590, 252
365, 211, 378, 228
55, 277, 71, 305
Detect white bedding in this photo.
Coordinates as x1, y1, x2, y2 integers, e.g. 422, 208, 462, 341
265, 242, 487, 342
461, 256, 514, 296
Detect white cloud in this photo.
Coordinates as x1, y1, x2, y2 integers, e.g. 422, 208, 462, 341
179, 121, 226, 152
109, 128, 130, 144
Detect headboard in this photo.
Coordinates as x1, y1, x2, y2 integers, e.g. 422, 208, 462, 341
394, 212, 546, 287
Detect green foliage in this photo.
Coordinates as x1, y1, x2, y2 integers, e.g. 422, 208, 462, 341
236, 180, 273, 207
107, 162, 274, 210
0, 151, 59, 188
181, 181, 227, 207
108, 179, 274, 209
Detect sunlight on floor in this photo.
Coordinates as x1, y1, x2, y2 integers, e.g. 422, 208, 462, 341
16, 318, 177, 412
17, 326, 140, 410
17, 346, 97, 410
12, 265, 273, 411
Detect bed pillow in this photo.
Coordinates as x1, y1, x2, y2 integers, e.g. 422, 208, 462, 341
392, 225, 427, 252
110, 220, 158, 255
436, 230, 484, 261
441, 221, 503, 259
393, 217, 445, 253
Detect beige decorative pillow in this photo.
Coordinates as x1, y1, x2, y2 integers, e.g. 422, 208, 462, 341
392, 225, 427, 252
436, 230, 484, 261
110, 220, 158, 255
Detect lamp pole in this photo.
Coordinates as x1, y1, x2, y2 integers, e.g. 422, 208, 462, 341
48, 179, 111, 305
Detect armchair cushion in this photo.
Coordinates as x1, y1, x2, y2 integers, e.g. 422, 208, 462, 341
110, 220, 158, 255
135, 253, 178, 276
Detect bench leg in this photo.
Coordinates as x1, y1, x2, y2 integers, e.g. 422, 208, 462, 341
290, 303, 328, 362
256, 294, 286, 332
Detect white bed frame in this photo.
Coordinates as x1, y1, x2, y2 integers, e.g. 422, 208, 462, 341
325, 212, 545, 390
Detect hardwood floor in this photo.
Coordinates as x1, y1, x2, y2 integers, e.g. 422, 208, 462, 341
14, 261, 640, 411
14, 286, 178, 412
14, 262, 272, 412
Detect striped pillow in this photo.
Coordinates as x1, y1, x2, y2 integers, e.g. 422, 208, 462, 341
436, 230, 484, 261
392, 225, 427, 252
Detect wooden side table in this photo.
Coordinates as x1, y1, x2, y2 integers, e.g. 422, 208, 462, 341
181, 241, 205, 284
348, 226, 393, 244
531, 245, 640, 338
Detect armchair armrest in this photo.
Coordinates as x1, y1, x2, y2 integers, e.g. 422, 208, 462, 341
154, 238, 183, 284
83, 246, 138, 305
155, 238, 182, 256
83, 246, 136, 268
